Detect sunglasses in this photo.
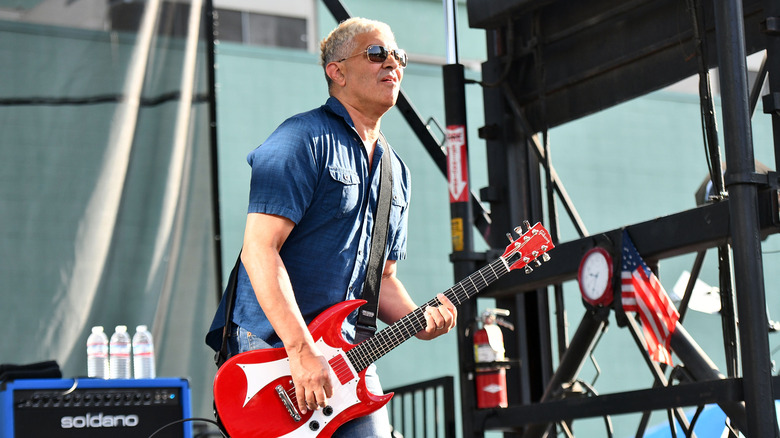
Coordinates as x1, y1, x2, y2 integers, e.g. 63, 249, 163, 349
338, 45, 408, 68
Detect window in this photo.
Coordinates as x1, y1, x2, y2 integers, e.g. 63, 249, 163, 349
214, 9, 307, 50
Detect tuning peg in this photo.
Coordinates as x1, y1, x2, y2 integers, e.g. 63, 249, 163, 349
524, 265, 534, 274
523, 220, 531, 231
514, 226, 522, 235
542, 253, 551, 262
506, 232, 514, 243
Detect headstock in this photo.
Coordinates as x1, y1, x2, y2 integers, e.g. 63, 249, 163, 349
501, 221, 554, 273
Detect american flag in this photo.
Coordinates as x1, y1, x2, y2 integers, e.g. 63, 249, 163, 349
621, 231, 679, 366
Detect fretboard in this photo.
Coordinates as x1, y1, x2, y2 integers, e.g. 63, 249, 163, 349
346, 253, 519, 372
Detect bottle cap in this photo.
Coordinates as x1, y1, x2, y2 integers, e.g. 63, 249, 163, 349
115, 325, 127, 332
91, 326, 104, 333
136, 325, 147, 332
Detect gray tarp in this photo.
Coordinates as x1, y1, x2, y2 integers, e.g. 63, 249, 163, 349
0, 0, 220, 423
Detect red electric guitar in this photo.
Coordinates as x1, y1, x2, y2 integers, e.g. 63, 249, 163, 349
213, 222, 554, 438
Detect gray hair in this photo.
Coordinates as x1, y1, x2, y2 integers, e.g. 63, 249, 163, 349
319, 17, 395, 89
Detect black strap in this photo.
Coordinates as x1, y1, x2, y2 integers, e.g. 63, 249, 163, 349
215, 251, 242, 367
354, 144, 394, 343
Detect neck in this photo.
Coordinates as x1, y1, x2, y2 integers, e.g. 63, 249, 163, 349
333, 96, 387, 144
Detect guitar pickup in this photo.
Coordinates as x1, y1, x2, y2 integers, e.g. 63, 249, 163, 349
276, 384, 301, 422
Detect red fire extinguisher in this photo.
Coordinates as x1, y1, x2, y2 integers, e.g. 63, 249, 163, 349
472, 309, 514, 408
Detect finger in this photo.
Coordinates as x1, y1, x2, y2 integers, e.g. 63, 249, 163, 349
426, 306, 445, 330
307, 389, 319, 411
437, 294, 457, 329
423, 308, 438, 332
313, 387, 328, 408
438, 293, 456, 311
323, 376, 334, 399
296, 385, 308, 414
312, 373, 333, 409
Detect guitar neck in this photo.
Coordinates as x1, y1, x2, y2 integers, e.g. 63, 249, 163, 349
346, 255, 515, 372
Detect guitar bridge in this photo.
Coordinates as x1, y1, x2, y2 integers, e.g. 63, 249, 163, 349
275, 384, 301, 422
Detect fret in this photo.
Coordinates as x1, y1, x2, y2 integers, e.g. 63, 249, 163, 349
450, 288, 462, 305
458, 282, 470, 301
477, 269, 489, 287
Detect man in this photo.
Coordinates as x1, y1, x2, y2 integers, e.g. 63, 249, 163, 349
207, 17, 457, 437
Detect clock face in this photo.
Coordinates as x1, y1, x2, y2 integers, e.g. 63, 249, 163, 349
578, 248, 613, 306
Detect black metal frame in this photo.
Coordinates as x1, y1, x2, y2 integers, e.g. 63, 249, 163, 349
458, 0, 780, 436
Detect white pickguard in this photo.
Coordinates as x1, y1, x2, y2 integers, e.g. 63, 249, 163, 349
237, 338, 362, 437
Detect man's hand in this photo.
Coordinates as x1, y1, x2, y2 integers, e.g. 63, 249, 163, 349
287, 344, 333, 415
417, 293, 457, 340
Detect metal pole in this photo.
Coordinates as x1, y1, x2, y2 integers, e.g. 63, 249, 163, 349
204, 0, 223, 300
713, 0, 778, 435
442, 1, 479, 436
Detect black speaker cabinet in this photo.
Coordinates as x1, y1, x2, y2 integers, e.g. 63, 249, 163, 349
0, 378, 192, 437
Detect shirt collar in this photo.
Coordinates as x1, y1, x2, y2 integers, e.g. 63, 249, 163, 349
323, 96, 355, 129
322, 97, 387, 151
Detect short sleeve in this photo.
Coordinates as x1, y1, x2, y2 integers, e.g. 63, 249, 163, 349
246, 117, 319, 224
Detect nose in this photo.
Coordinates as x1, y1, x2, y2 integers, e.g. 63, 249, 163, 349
383, 51, 403, 70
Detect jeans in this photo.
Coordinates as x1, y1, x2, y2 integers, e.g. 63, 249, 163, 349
229, 324, 392, 438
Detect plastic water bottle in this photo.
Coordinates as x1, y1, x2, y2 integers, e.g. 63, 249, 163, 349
132, 325, 156, 379
109, 325, 132, 379
86, 326, 109, 378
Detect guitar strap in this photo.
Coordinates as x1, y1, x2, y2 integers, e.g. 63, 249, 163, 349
354, 141, 394, 343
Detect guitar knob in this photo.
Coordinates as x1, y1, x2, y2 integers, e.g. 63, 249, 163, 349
323, 405, 334, 416
309, 421, 320, 431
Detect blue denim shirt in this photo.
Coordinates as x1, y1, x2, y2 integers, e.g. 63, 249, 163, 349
207, 97, 410, 350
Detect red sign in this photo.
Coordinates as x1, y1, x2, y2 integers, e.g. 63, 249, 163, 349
446, 125, 469, 203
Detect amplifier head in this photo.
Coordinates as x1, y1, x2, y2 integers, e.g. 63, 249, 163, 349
1, 378, 192, 438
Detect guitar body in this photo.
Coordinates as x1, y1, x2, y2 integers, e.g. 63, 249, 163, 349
214, 222, 554, 438
213, 300, 393, 438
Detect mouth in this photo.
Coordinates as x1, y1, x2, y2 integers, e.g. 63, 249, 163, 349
381, 74, 398, 85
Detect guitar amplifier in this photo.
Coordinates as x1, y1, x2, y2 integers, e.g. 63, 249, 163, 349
0, 378, 192, 438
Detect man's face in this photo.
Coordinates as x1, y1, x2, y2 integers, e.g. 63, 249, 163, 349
339, 29, 404, 115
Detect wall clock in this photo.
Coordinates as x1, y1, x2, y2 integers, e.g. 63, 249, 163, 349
577, 247, 614, 307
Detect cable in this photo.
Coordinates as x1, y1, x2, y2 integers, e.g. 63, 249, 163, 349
147, 417, 227, 438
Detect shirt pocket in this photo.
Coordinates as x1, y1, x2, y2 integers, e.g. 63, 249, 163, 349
389, 187, 408, 227
321, 166, 361, 218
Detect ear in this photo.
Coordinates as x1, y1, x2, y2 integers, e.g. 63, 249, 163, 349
325, 62, 347, 87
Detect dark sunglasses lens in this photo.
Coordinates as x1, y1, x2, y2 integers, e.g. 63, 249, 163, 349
366, 45, 407, 67
366, 45, 388, 62
394, 50, 408, 67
